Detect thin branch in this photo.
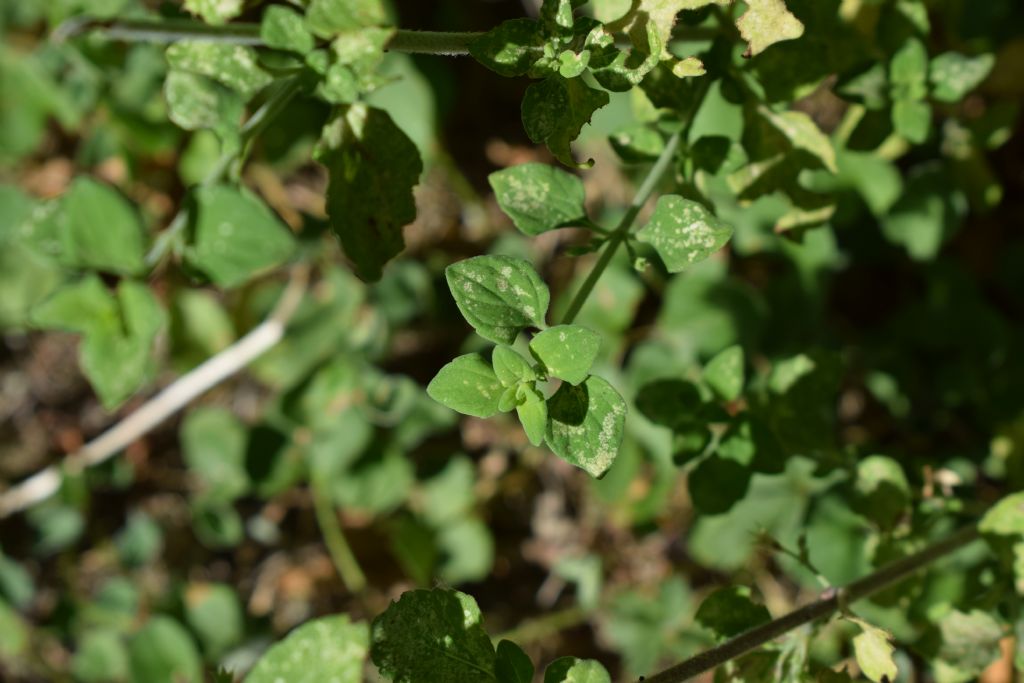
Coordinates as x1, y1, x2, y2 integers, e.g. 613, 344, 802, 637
560, 130, 681, 325
641, 525, 982, 683
53, 17, 482, 55
0, 267, 310, 519
311, 481, 368, 595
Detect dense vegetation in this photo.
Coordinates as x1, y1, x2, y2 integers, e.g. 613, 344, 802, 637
1, 0, 1023, 681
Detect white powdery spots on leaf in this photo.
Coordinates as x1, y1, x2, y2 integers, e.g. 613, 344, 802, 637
637, 196, 733, 273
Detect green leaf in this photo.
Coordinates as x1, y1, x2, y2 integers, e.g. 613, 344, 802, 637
72, 630, 129, 683
930, 610, 1003, 683
115, 511, 163, 567
543, 656, 611, 683
979, 492, 1024, 536
522, 76, 610, 167
688, 455, 751, 514
695, 586, 771, 639
635, 195, 733, 273
183, 0, 242, 25
929, 52, 994, 103
545, 376, 627, 477
516, 385, 548, 446
181, 407, 250, 503
489, 163, 587, 236
427, 353, 505, 418
850, 618, 898, 683
164, 70, 243, 146
33, 277, 165, 409
612, 1, 728, 59
703, 345, 745, 401
492, 346, 538, 387
62, 177, 146, 275
419, 456, 476, 527
261, 5, 315, 54
736, 0, 805, 57
186, 185, 295, 288
437, 517, 495, 584
248, 614, 369, 683
469, 19, 546, 77
128, 616, 202, 683
306, 0, 389, 38
370, 588, 496, 682
317, 104, 422, 281
446, 255, 550, 344
183, 583, 244, 659
851, 455, 909, 529
529, 324, 601, 385
758, 106, 838, 173
495, 640, 534, 683
892, 98, 931, 143
165, 42, 272, 99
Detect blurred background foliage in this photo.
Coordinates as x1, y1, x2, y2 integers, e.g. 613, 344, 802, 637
0, 0, 1023, 680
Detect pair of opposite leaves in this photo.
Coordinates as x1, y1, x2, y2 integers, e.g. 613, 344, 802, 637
426, 255, 626, 478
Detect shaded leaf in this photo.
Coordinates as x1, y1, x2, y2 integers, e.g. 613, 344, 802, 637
546, 376, 627, 477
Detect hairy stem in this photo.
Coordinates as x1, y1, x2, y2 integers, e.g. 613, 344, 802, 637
311, 482, 368, 595
560, 130, 682, 325
642, 525, 982, 683
54, 17, 481, 54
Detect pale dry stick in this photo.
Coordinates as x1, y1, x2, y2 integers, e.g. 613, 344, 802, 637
0, 267, 310, 519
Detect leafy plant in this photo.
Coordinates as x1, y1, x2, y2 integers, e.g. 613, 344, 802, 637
0, 0, 1022, 682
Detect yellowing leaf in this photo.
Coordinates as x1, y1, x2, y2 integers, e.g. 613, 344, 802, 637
736, 0, 805, 57
849, 618, 898, 683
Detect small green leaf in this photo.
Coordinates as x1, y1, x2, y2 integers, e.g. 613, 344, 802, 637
164, 70, 243, 146
248, 615, 368, 683
317, 104, 422, 281
446, 255, 550, 344
492, 346, 537, 387
851, 455, 910, 529
546, 376, 626, 477
488, 163, 587, 236
186, 185, 295, 288
62, 177, 146, 276
306, 0, 389, 38
543, 656, 611, 683
688, 455, 751, 514
183, 0, 242, 25
850, 618, 898, 683
758, 106, 838, 173
183, 583, 244, 659
529, 324, 601, 385
71, 630, 129, 683
181, 407, 250, 503
496, 640, 534, 683
165, 42, 272, 99
929, 52, 994, 103
370, 588, 496, 683
128, 616, 202, 683
261, 5, 315, 54
636, 195, 733, 273
517, 385, 548, 446
522, 76, 610, 167
736, 0, 805, 57
469, 19, 546, 77
930, 610, 1003, 683
427, 353, 505, 418
703, 345, 745, 401
893, 98, 931, 143
979, 492, 1024, 536
695, 586, 771, 639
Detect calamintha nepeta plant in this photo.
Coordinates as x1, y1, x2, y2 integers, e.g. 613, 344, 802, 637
1, 0, 1022, 682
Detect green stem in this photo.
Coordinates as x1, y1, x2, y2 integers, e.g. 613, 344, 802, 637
492, 604, 590, 646
560, 130, 682, 325
312, 482, 368, 595
55, 17, 482, 54
642, 525, 981, 683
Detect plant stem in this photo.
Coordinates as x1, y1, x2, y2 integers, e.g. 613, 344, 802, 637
641, 525, 981, 683
55, 17, 482, 54
560, 130, 682, 325
386, 30, 483, 55
311, 482, 368, 595
492, 604, 590, 646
